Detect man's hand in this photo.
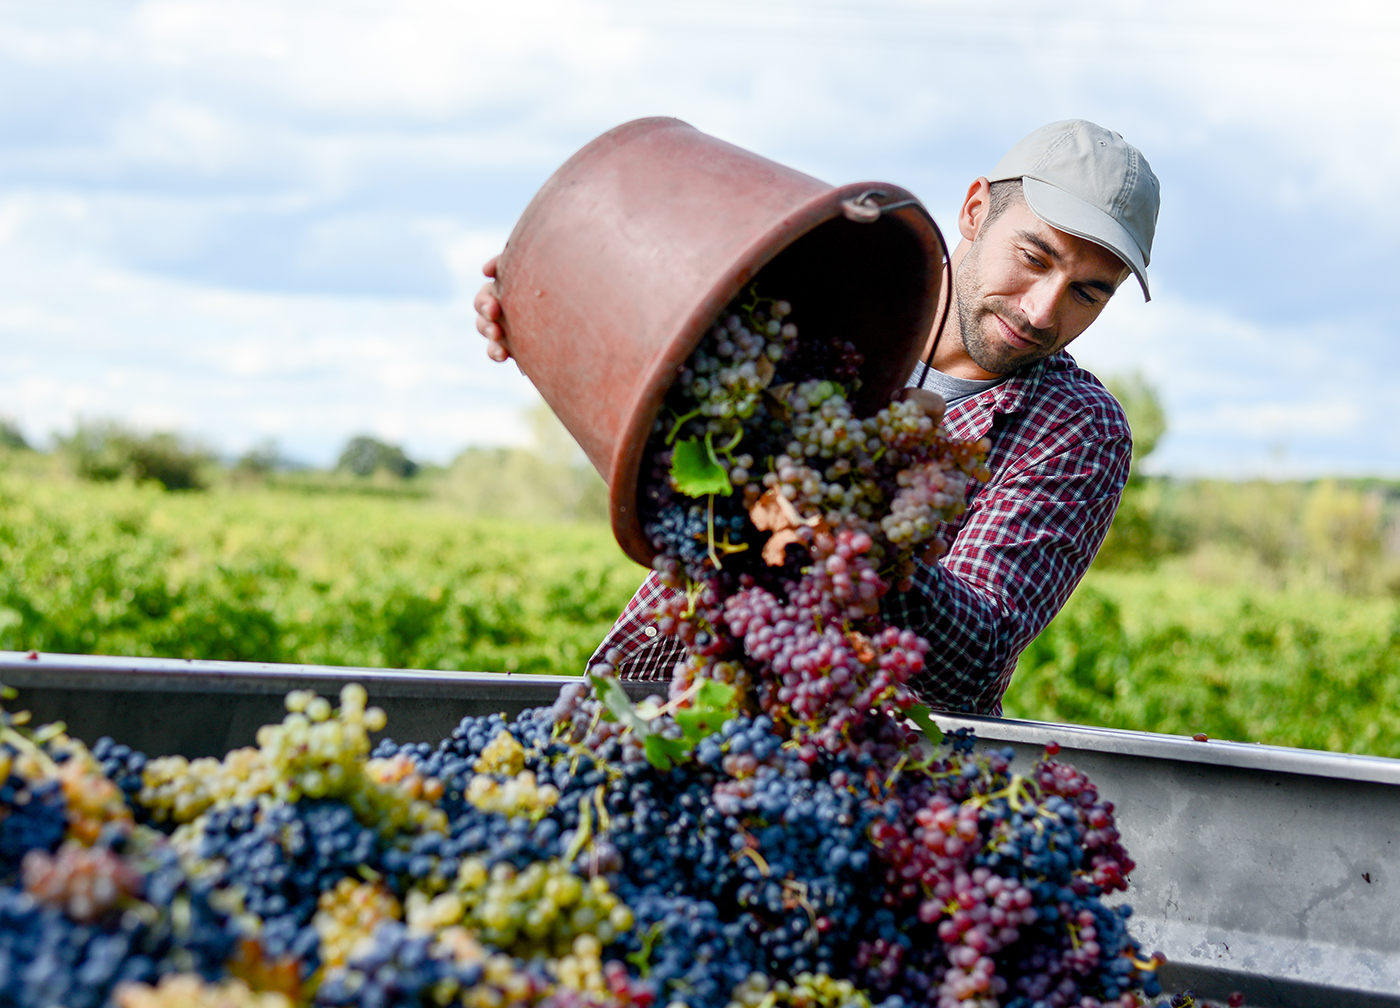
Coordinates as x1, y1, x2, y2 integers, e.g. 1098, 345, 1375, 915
473, 255, 511, 363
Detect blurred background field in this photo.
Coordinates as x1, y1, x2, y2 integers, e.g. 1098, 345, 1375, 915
2, 394, 1399, 758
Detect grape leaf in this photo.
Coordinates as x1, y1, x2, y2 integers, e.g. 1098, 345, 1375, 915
906, 703, 944, 748
671, 436, 732, 497
673, 677, 735, 743
695, 678, 736, 709
754, 354, 776, 389
762, 383, 795, 422
644, 734, 689, 771
589, 673, 652, 737
673, 702, 727, 741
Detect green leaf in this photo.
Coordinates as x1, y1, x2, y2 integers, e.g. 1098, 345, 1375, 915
673, 678, 736, 743
695, 678, 736, 710
589, 673, 652, 737
671, 436, 732, 497
644, 733, 689, 771
673, 704, 728, 742
907, 704, 944, 748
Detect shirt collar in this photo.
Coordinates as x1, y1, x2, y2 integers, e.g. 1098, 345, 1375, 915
943, 351, 1074, 439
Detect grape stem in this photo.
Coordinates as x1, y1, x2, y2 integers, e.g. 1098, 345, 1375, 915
781, 878, 821, 937
624, 923, 663, 977
883, 753, 909, 792
716, 426, 744, 459
564, 790, 593, 864
664, 407, 702, 446
704, 494, 750, 569
736, 845, 771, 876
0, 721, 61, 778
591, 784, 611, 832
635, 678, 704, 720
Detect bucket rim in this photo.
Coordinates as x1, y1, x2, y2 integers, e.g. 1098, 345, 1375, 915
607, 179, 946, 567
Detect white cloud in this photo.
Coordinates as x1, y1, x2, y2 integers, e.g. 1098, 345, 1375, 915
1, 0, 1397, 476
0, 208, 528, 464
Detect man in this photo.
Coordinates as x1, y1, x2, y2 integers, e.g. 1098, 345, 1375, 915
476, 119, 1159, 715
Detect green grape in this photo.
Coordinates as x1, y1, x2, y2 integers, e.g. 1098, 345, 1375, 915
114, 975, 293, 1008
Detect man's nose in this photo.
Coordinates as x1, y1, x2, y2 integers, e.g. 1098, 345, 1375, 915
1019, 278, 1059, 332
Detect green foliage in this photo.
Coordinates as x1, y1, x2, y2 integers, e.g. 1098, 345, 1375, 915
1301, 478, 1388, 593
590, 673, 736, 770
1103, 372, 1166, 464
439, 404, 609, 524
8, 422, 1400, 760
337, 435, 419, 478
1094, 477, 1400, 591
671, 435, 732, 497
441, 447, 609, 523
0, 471, 644, 674
232, 438, 279, 481
58, 421, 211, 491
1005, 569, 1400, 757
0, 418, 29, 452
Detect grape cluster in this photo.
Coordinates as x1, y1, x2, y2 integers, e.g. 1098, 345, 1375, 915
138, 685, 438, 839
639, 287, 987, 599
0, 673, 1226, 1008
22, 839, 145, 922
115, 975, 293, 1008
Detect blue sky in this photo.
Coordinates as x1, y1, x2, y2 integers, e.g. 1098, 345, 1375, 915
0, 0, 1396, 476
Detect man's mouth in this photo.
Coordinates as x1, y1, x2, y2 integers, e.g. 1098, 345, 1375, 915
994, 314, 1040, 350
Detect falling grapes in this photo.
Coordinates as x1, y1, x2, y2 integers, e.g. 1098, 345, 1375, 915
0, 285, 1238, 1008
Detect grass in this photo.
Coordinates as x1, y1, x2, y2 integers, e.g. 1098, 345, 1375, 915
5, 450, 1398, 758
1006, 560, 1400, 757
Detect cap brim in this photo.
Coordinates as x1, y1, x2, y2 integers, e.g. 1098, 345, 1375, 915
1020, 177, 1151, 301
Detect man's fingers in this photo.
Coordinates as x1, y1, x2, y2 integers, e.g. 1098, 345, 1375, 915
474, 285, 501, 321
473, 254, 511, 362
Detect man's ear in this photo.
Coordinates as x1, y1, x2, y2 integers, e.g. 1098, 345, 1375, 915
959, 177, 993, 242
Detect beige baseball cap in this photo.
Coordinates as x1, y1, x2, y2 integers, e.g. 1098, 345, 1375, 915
988, 119, 1160, 300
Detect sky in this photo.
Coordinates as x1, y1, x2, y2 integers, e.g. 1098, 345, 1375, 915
0, 0, 1397, 477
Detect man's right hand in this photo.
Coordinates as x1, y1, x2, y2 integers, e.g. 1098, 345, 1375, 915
473, 255, 511, 363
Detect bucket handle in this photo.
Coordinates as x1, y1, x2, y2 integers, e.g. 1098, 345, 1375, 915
839, 188, 928, 224
838, 188, 954, 392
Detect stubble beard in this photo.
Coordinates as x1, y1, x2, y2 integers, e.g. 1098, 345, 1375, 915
953, 240, 1055, 377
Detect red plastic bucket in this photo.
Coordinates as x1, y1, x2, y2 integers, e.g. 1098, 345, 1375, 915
496, 117, 946, 566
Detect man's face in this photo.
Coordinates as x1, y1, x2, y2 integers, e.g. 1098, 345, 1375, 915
954, 197, 1130, 377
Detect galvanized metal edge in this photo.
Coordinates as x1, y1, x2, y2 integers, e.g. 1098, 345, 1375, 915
0, 651, 658, 702
932, 712, 1400, 787
7, 652, 1397, 783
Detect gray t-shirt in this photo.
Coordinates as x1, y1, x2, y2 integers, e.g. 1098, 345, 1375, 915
906, 360, 1005, 406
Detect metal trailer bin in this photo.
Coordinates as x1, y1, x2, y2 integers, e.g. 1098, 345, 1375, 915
2, 650, 1397, 1008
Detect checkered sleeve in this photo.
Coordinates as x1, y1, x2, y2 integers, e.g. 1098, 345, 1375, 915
883, 396, 1130, 715
587, 571, 689, 682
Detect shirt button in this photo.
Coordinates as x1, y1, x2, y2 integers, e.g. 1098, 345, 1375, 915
644, 626, 658, 638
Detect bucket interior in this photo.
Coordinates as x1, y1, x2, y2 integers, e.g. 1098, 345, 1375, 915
615, 203, 944, 564
748, 209, 942, 417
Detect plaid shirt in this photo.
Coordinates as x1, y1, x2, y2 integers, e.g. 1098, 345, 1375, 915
590, 351, 1131, 715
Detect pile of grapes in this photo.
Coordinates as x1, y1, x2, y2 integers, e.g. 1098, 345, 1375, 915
0, 287, 1241, 1008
